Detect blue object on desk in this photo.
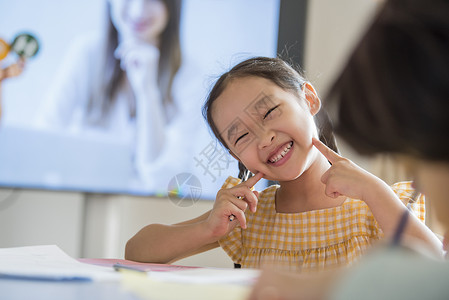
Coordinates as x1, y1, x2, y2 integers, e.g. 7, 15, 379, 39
0, 273, 92, 282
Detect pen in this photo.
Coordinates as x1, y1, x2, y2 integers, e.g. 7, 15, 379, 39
391, 189, 419, 246
113, 263, 146, 273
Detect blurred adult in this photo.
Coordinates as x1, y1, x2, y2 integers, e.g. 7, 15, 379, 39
249, 0, 449, 299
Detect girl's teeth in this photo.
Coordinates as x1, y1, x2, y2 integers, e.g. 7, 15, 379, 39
269, 142, 292, 163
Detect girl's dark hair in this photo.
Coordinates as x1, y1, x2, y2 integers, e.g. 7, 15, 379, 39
327, 0, 449, 162
87, 0, 182, 125
202, 56, 339, 180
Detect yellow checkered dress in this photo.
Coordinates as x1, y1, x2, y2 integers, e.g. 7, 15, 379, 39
218, 177, 425, 273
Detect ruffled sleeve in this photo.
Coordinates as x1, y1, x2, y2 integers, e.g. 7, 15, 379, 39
391, 181, 426, 223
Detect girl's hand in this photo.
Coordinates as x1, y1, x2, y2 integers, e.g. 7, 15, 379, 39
206, 172, 264, 239
312, 137, 386, 203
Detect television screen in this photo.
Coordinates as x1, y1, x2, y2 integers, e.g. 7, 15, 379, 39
0, 0, 282, 200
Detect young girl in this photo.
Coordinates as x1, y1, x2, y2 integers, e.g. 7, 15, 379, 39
125, 57, 441, 272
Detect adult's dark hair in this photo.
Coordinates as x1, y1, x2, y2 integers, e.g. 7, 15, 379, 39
203, 56, 338, 180
88, 0, 182, 124
327, 0, 449, 162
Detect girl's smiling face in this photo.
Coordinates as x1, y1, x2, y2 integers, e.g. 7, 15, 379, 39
211, 76, 321, 182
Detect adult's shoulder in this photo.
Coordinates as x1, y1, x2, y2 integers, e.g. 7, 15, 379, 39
332, 247, 449, 300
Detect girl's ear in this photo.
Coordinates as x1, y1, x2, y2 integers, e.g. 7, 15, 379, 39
301, 82, 321, 116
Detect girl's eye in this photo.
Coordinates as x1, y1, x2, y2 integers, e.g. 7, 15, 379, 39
263, 105, 280, 120
235, 132, 249, 146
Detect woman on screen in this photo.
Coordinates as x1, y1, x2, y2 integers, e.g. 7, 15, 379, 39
35, 0, 207, 192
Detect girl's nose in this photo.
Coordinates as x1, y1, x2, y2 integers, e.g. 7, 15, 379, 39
258, 129, 275, 149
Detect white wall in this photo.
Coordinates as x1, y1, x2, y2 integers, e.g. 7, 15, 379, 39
304, 0, 379, 96
0, 189, 84, 258
82, 194, 234, 268
0, 188, 233, 267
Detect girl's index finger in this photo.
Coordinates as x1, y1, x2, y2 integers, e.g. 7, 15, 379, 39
312, 137, 342, 164
242, 172, 264, 189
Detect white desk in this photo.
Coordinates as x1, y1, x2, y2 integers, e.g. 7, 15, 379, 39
0, 249, 254, 300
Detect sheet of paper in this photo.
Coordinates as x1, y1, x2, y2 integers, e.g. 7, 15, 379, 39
148, 267, 260, 285
0, 245, 120, 281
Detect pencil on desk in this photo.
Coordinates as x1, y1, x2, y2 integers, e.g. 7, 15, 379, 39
113, 263, 147, 273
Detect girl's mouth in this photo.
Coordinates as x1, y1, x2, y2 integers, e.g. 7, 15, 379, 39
267, 141, 293, 164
